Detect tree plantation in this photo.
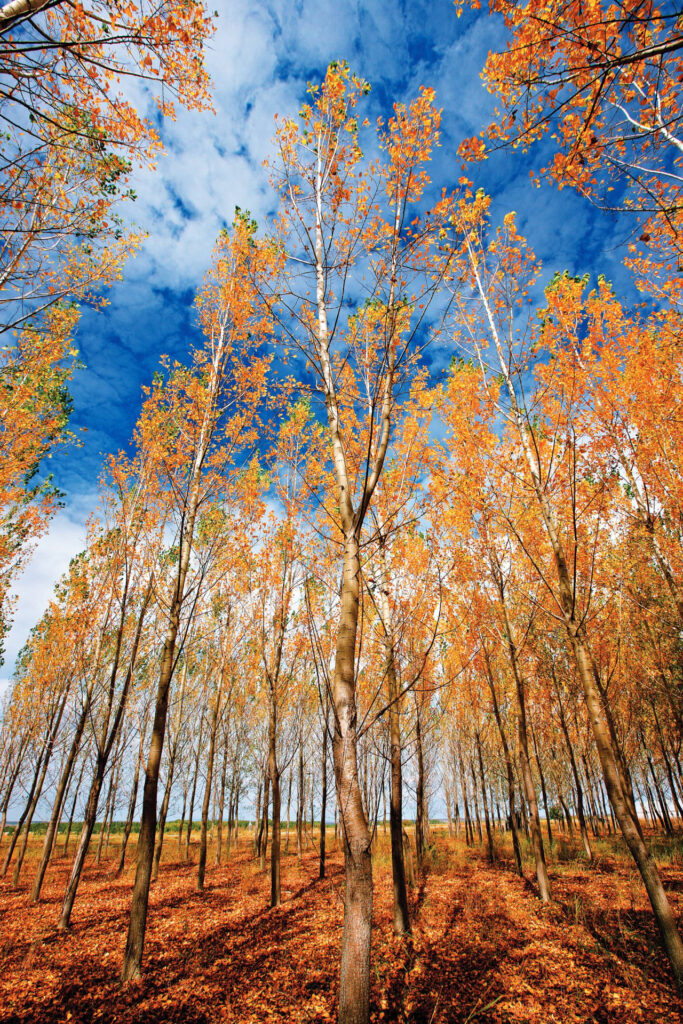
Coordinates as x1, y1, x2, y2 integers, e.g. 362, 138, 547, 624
1, 3, 683, 1023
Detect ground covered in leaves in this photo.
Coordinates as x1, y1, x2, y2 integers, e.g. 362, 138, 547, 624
0, 830, 681, 1023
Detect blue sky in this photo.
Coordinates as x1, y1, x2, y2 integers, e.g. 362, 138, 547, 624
1, 0, 634, 688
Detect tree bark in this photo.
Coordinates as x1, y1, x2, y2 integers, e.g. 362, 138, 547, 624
333, 535, 372, 1024
185, 711, 205, 863
376, 541, 409, 932
531, 726, 553, 851
269, 704, 281, 905
215, 729, 229, 865
415, 701, 428, 873
152, 756, 176, 882
116, 733, 144, 877
6, 687, 68, 884
297, 729, 304, 862
319, 695, 329, 881
62, 755, 88, 857
481, 641, 523, 875
476, 731, 494, 864
198, 681, 222, 891
554, 675, 593, 861
496, 590, 551, 901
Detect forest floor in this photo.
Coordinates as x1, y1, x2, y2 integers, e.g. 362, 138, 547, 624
0, 828, 681, 1023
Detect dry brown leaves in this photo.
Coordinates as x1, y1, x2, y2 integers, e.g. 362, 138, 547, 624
0, 833, 681, 1023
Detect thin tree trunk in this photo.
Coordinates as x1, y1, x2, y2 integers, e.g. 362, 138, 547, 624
259, 771, 270, 872
32, 699, 87, 900
117, 736, 144, 877
459, 751, 473, 847
470, 761, 483, 844
481, 641, 523, 875
554, 676, 593, 861
96, 735, 123, 866
198, 684, 222, 892
444, 777, 454, 837
285, 768, 292, 854
319, 694, 329, 881
376, 544, 409, 932
269, 702, 281, 905
63, 755, 88, 857
177, 785, 187, 850
0, 729, 31, 853
215, 731, 229, 866
185, 712, 205, 862
152, 757, 176, 882
531, 726, 553, 850
476, 731, 494, 864
415, 702, 427, 874
226, 776, 235, 855
8, 686, 69, 884
297, 730, 304, 862
332, 534, 372, 1024
497, 592, 551, 902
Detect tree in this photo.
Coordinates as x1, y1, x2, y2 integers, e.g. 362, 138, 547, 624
460, 0, 683, 259
445, 194, 683, 985
266, 62, 457, 1024
0, 0, 215, 658
0, 0, 214, 330
0, 303, 76, 657
121, 218, 274, 983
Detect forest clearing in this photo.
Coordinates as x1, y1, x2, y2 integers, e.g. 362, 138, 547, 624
1, 827, 682, 1024
2, 1, 683, 1022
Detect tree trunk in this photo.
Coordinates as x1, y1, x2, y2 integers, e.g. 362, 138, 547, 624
377, 542, 409, 932
482, 642, 523, 875
58, 760, 107, 929
117, 739, 144, 877
476, 731, 494, 864
226, 777, 235, 855
297, 730, 304, 862
415, 702, 427, 874
285, 768, 292, 854
497, 595, 551, 901
198, 688, 221, 892
258, 770, 269, 871
459, 751, 473, 847
60, 572, 149, 928
319, 695, 328, 881
121, 568, 193, 981
96, 739, 122, 866
554, 677, 593, 861
62, 755, 88, 857
0, 729, 31, 853
444, 777, 454, 837
470, 761, 483, 844
215, 731, 229, 866
332, 534, 372, 1024
4, 690, 68, 881
152, 757, 176, 882
32, 697, 88, 900
233, 785, 240, 848
531, 726, 553, 850
269, 702, 281, 906
176, 784, 187, 850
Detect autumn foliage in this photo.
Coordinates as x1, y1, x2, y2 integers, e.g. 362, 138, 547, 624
1, 15, 683, 1024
